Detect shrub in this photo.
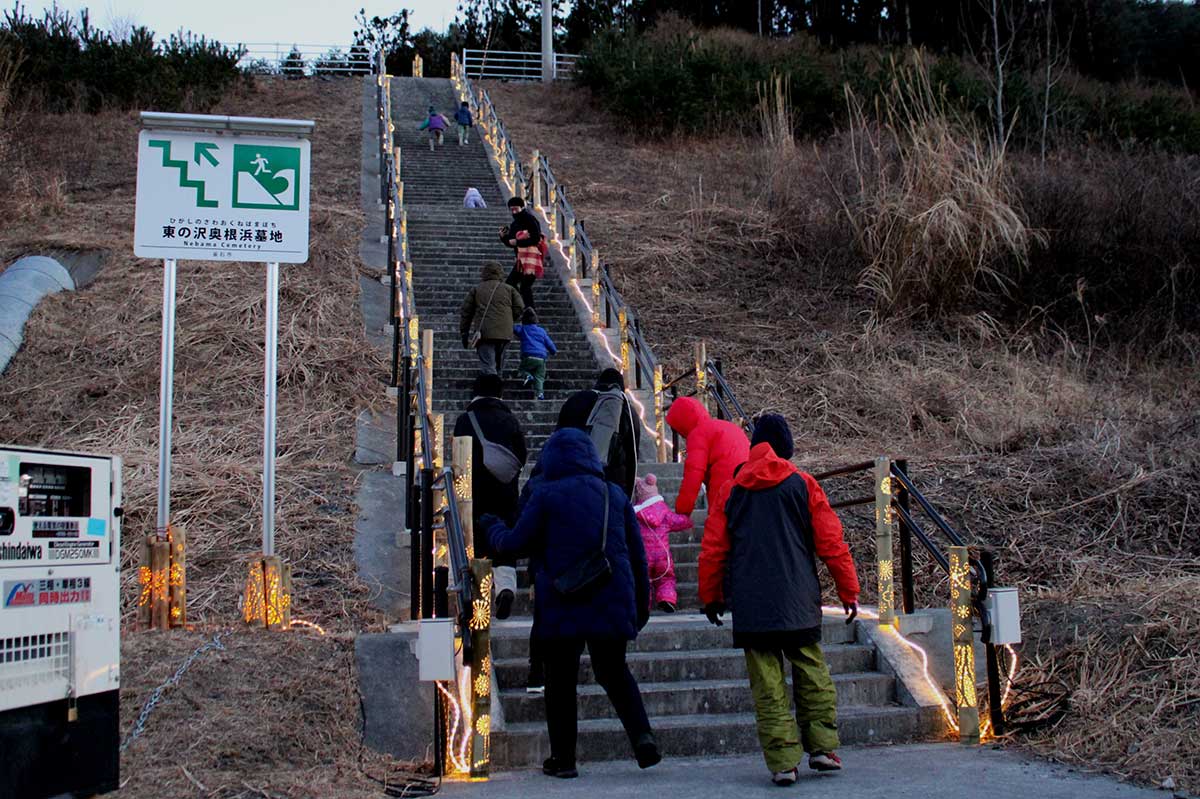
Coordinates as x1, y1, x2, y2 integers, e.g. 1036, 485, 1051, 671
0, 6, 245, 112
827, 57, 1037, 318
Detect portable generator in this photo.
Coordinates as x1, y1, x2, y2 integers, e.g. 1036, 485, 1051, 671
0, 446, 122, 798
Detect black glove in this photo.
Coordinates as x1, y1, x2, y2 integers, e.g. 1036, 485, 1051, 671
843, 601, 859, 625
704, 601, 726, 627
462, 334, 470, 349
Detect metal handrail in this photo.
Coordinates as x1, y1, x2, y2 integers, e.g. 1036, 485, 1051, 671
379, 65, 475, 634
888, 464, 967, 548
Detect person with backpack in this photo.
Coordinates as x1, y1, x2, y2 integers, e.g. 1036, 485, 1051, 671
454, 100, 473, 145
700, 414, 859, 786
499, 196, 544, 309
481, 428, 660, 778
460, 260, 524, 377
557, 368, 640, 499
452, 374, 528, 618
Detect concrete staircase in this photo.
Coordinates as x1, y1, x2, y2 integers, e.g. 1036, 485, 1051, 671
392, 77, 598, 459
387, 76, 944, 770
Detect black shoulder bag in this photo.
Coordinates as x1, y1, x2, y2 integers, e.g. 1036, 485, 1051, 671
552, 483, 613, 598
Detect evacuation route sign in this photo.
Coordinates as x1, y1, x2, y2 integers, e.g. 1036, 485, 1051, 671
134, 129, 311, 263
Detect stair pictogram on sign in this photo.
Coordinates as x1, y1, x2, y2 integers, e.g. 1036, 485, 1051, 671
148, 139, 218, 208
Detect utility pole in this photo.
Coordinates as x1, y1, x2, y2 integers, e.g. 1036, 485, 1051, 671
542, 0, 553, 83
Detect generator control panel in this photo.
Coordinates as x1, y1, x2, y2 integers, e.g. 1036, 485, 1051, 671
0, 445, 122, 798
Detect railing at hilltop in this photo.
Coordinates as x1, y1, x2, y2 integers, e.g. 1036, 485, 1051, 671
462, 48, 579, 81
375, 52, 491, 780
239, 43, 374, 76
451, 52, 672, 461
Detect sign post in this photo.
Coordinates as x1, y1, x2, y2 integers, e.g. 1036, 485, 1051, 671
156, 257, 177, 533
135, 112, 313, 627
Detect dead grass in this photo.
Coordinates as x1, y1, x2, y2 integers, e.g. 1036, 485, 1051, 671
0, 76, 420, 795
831, 57, 1038, 317
490, 79, 1200, 792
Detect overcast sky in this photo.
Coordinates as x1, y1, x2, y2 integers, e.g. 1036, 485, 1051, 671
27, 1, 464, 47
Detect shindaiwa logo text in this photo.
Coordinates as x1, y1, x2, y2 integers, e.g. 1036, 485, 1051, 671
0, 543, 43, 561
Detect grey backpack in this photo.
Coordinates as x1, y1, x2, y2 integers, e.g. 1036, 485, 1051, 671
585, 388, 625, 464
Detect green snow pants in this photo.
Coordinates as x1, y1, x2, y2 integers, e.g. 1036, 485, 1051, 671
743, 643, 840, 773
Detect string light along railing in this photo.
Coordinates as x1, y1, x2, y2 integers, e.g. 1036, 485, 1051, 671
812, 457, 1023, 743
451, 52, 673, 461
377, 61, 491, 780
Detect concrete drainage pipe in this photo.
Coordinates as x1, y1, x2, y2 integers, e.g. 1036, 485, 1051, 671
0, 256, 75, 374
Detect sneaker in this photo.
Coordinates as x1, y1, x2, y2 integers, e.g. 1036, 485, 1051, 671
522, 373, 532, 387
771, 768, 800, 786
634, 733, 662, 769
657, 601, 677, 614
527, 664, 545, 694
809, 751, 842, 772
526, 682, 545, 695
543, 757, 578, 779
536, 393, 545, 400
495, 589, 514, 620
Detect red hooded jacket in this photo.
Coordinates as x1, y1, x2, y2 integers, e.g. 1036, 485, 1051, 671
665, 397, 750, 517
698, 442, 859, 608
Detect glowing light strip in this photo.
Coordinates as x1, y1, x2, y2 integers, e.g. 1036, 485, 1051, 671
289, 618, 326, 635
980, 644, 1020, 740
436, 680, 469, 774
824, 605, 960, 732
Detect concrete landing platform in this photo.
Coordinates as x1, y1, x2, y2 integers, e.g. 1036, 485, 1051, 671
440, 744, 1161, 798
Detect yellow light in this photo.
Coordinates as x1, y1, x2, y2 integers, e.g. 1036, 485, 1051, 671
137, 565, 152, 607
290, 618, 327, 635
475, 714, 490, 736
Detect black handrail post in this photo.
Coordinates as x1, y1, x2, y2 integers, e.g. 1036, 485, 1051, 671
409, 454, 421, 621
896, 458, 915, 616
420, 467, 435, 619
713, 358, 725, 420
399, 355, 412, 464
980, 550, 1006, 736
434, 566, 449, 618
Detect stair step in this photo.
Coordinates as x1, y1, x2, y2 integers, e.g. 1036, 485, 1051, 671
491, 706, 944, 767
499, 673, 897, 724
489, 616, 854, 660
493, 644, 876, 686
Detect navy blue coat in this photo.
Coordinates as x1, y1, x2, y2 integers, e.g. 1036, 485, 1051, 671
485, 429, 649, 640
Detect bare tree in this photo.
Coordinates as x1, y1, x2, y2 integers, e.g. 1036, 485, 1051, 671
1038, 0, 1071, 162
968, 0, 1026, 148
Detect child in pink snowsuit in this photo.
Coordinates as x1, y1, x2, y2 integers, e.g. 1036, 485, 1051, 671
633, 474, 694, 613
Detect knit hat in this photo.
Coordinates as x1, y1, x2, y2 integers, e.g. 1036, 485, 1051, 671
522, 307, 538, 324
634, 473, 658, 505
596, 368, 625, 391
751, 414, 793, 459
472, 373, 503, 399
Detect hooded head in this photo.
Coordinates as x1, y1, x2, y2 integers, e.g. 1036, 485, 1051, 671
750, 413, 793, 459
472, 373, 503, 400
595, 368, 625, 391
522, 307, 538, 325
507, 196, 525, 210
539, 428, 604, 481
428, 105, 436, 114
633, 473, 658, 505
666, 396, 710, 437
481, 260, 504, 281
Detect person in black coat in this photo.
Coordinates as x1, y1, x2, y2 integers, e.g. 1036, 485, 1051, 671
556, 368, 640, 499
482, 428, 660, 778
452, 374, 528, 618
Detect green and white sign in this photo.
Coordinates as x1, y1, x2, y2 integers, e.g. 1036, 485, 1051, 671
135, 127, 311, 263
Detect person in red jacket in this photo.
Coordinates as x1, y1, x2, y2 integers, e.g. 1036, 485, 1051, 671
702, 414, 859, 785
666, 396, 749, 608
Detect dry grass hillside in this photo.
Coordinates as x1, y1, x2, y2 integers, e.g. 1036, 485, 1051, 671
489, 80, 1200, 793
0, 77, 418, 796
